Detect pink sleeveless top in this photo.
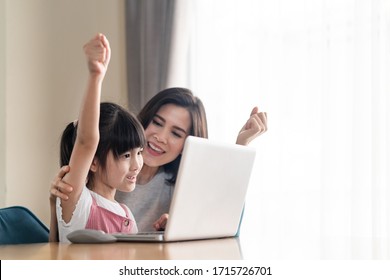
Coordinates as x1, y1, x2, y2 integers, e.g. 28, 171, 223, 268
85, 194, 137, 234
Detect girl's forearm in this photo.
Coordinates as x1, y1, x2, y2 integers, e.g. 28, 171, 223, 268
76, 74, 103, 149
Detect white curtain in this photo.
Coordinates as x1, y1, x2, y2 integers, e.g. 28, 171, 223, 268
168, 0, 390, 259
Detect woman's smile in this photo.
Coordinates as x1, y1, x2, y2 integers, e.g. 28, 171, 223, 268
147, 141, 165, 156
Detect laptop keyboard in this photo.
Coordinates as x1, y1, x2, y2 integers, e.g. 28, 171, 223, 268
113, 231, 164, 237
137, 231, 164, 235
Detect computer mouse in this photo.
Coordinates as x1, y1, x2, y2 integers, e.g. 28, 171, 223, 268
67, 229, 118, 243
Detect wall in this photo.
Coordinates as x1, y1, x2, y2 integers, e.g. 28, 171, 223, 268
1, 0, 127, 226
0, 0, 5, 207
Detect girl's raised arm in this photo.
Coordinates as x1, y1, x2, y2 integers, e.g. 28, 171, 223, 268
59, 34, 111, 222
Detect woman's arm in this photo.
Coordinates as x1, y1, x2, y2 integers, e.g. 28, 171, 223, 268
49, 166, 73, 242
236, 107, 267, 146
59, 34, 111, 223
49, 199, 59, 242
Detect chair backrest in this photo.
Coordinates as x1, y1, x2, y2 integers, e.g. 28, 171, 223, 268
0, 206, 49, 245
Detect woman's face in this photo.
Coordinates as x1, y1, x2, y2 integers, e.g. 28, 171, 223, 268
143, 104, 191, 168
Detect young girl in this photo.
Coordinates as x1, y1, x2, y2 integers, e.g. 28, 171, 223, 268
56, 34, 145, 243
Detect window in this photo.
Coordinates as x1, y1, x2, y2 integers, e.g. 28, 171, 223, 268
170, 0, 390, 259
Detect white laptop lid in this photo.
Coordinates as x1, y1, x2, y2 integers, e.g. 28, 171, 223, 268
163, 136, 256, 241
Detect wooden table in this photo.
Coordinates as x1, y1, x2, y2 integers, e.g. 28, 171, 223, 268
0, 237, 242, 260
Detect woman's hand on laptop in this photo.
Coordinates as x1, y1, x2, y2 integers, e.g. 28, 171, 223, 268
153, 213, 169, 231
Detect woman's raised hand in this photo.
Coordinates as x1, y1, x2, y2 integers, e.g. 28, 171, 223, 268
236, 107, 267, 146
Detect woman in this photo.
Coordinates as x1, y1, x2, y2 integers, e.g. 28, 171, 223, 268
50, 87, 267, 240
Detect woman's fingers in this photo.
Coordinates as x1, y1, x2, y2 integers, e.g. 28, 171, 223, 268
49, 166, 73, 201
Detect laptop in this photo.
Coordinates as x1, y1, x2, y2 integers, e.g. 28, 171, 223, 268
67, 136, 256, 243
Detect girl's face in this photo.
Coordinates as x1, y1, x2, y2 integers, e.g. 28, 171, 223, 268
143, 104, 191, 168
96, 148, 143, 193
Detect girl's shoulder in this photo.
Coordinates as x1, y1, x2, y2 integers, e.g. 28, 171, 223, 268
88, 190, 125, 215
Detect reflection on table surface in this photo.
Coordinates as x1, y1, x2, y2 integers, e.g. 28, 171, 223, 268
0, 237, 242, 260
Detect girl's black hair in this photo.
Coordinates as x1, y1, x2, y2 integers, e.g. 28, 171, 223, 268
137, 87, 208, 185
60, 102, 146, 188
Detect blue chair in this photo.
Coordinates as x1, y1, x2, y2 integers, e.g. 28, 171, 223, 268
0, 206, 49, 244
